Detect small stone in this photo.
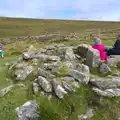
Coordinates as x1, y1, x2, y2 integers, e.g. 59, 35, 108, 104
62, 81, 75, 92
61, 77, 75, 81
99, 63, 111, 74
32, 82, 39, 94
78, 109, 94, 120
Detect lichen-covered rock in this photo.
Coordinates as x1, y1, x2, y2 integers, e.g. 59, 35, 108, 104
42, 62, 61, 75
99, 63, 111, 74
70, 69, 89, 84
71, 81, 80, 89
85, 47, 101, 68
62, 81, 75, 92
0, 85, 14, 97
93, 87, 120, 97
22, 45, 37, 60
74, 44, 91, 58
51, 79, 67, 99
44, 44, 66, 56
37, 76, 52, 93
107, 58, 118, 67
16, 100, 40, 120
32, 54, 60, 62
0, 84, 25, 97
90, 77, 120, 89
14, 65, 34, 81
32, 82, 39, 94
61, 76, 75, 81
74, 63, 90, 75
63, 61, 74, 69
37, 68, 55, 80
65, 47, 76, 60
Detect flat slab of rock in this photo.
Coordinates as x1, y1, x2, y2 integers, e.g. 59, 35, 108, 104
62, 81, 75, 92
70, 69, 89, 84
90, 77, 120, 89
37, 76, 52, 93
93, 87, 120, 97
74, 63, 90, 75
16, 100, 40, 120
0, 84, 25, 97
37, 68, 55, 80
0, 85, 14, 97
51, 79, 67, 99
14, 65, 34, 81
61, 77, 75, 81
32, 54, 60, 62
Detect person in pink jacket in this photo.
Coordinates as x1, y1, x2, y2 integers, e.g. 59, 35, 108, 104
92, 37, 108, 61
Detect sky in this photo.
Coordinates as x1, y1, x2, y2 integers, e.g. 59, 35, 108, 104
0, 0, 120, 21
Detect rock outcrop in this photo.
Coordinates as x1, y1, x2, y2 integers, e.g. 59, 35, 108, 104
16, 100, 40, 120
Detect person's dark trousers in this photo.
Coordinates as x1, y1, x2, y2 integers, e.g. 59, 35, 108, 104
106, 48, 120, 56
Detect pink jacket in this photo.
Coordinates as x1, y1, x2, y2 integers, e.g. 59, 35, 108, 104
92, 44, 108, 61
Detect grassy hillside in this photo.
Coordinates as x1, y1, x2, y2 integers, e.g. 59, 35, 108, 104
0, 17, 120, 38
0, 17, 120, 120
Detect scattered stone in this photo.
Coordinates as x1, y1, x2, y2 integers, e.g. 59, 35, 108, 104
0, 84, 25, 97
99, 63, 111, 74
32, 59, 39, 65
48, 95, 52, 100
74, 63, 90, 75
40, 91, 45, 96
110, 55, 120, 63
71, 81, 80, 89
32, 54, 60, 62
86, 47, 101, 68
93, 87, 120, 97
107, 58, 118, 67
14, 65, 34, 81
70, 69, 89, 84
42, 62, 61, 75
23, 52, 31, 60
65, 47, 76, 60
61, 76, 75, 81
74, 44, 91, 58
32, 82, 39, 94
38, 68, 55, 80
9, 56, 23, 70
15, 84, 25, 87
63, 61, 74, 70
37, 76, 52, 93
78, 109, 94, 120
16, 100, 40, 120
51, 79, 67, 99
0, 85, 14, 97
90, 77, 120, 89
62, 81, 75, 92
22, 45, 37, 60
